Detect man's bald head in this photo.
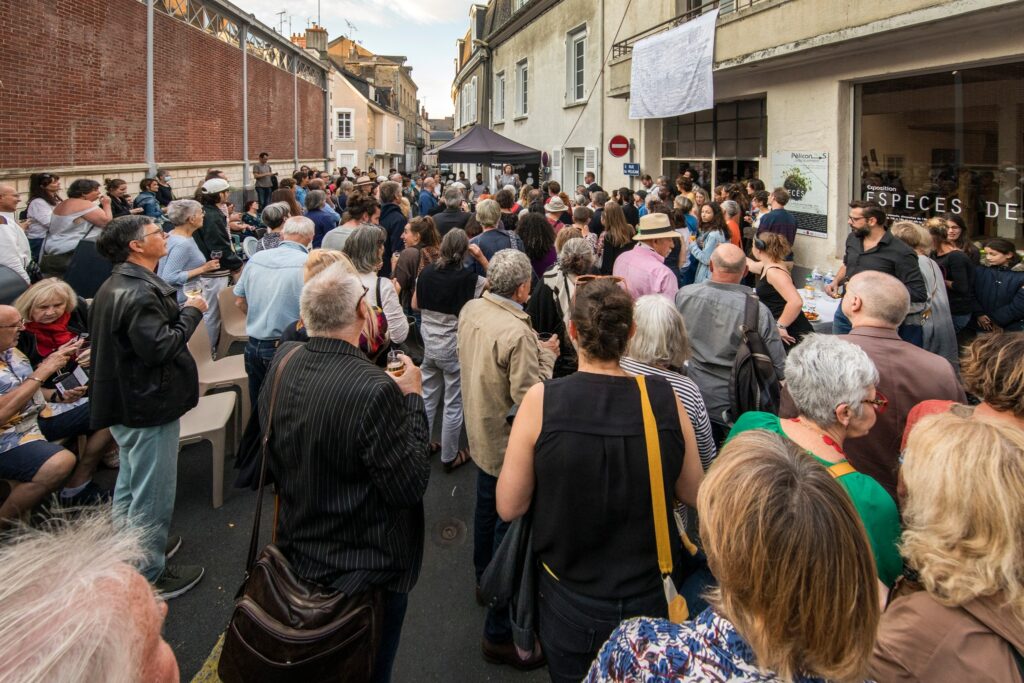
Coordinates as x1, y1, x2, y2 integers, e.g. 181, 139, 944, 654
0, 304, 18, 321
709, 243, 747, 283
0, 184, 18, 212
0, 305, 22, 351
844, 271, 909, 328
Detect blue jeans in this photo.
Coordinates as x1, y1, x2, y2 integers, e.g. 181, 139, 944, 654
256, 186, 272, 209
898, 323, 924, 348
110, 420, 181, 581
538, 571, 666, 683
951, 314, 971, 333
28, 238, 44, 264
474, 470, 512, 643
371, 590, 409, 683
832, 302, 852, 335
244, 338, 279, 410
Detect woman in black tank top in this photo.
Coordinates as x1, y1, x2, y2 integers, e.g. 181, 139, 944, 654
749, 232, 813, 347
495, 278, 704, 683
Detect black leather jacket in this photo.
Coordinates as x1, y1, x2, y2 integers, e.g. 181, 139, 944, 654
88, 262, 203, 429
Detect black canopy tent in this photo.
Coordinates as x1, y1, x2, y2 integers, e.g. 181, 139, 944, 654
432, 125, 542, 165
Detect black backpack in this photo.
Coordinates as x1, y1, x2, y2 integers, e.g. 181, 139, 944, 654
729, 294, 781, 424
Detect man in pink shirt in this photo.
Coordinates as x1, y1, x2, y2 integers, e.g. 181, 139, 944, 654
612, 213, 681, 300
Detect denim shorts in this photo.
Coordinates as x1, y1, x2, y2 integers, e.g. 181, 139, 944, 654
39, 403, 92, 442
0, 439, 65, 482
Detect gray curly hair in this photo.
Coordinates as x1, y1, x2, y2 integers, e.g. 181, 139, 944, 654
558, 237, 595, 277
487, 249, 532, 298
165, 199, 203, 226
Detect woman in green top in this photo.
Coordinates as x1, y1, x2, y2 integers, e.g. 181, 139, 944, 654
728, 334, 902, 595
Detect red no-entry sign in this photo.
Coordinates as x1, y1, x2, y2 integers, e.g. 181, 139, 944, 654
608, 135, 630, 158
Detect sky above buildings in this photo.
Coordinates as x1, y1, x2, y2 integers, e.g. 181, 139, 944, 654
234, 0, 475, 117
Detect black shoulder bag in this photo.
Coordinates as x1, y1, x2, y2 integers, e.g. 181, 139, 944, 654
728, 293, 782, 424
219, 346, 384, 683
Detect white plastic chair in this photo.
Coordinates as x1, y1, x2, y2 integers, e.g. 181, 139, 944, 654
178, 392, 237, 508
242, 236, 259, 259
187, 324, 250, 438
216, 285, 248, 358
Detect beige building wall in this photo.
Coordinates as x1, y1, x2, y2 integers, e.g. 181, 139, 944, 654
601, 0, 1023, 268
488, 0, 604, 190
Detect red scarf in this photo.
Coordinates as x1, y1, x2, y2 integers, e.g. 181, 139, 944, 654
24, 312, 75, 357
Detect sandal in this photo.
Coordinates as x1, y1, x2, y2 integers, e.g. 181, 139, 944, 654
443, 448, 472, 474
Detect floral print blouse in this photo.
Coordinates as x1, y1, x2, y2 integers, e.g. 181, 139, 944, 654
586, 609, 864, 683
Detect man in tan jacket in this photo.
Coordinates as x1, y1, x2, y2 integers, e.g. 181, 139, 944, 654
458, 249, 556, 669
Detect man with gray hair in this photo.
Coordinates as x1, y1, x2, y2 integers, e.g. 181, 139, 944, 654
675, 243, 786, 439
0, 512, 181, 682
433, 185, 477, 237
234, 215, 312, 407
828, 270, 964, 499
458, 249, 556, 668
261, 263, 429, 682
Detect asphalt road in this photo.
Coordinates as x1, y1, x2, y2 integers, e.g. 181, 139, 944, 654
154, 434, 549, 682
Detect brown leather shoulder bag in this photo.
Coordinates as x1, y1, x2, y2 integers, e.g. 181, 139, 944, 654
218, 346, 383, 683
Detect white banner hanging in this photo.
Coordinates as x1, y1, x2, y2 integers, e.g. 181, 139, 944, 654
629, 9, 719, 119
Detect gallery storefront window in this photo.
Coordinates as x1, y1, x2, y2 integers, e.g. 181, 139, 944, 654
857, 61, 1023, 246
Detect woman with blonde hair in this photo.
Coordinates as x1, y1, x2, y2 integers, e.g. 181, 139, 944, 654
891, 220, 958, 369
588, 429, 879, 682
872, 414, 1024, 681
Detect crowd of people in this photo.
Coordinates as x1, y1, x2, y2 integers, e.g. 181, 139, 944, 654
0, 161, 1022, 683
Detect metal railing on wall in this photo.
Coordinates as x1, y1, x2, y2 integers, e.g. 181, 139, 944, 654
142, 0, 326, 87
612, 0, 769, 58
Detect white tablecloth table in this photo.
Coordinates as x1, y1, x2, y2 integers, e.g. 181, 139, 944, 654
799, 289, 840, 334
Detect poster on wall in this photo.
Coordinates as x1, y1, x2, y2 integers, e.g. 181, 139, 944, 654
772, 151, 829, 238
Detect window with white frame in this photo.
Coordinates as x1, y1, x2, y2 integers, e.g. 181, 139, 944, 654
567, 26, 587, 103
516, 60, 528, 117
335, 109, 353, 140
494, 71, 506, 122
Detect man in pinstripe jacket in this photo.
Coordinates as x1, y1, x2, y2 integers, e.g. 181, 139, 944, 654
260, 263, 430, 683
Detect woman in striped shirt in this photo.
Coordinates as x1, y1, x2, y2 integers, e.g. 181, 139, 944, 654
620, 294, 716, 470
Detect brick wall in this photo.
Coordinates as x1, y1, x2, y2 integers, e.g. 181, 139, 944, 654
0, 0, 326, 186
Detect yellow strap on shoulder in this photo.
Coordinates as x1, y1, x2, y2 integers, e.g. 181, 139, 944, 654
637, 376, 672, 576
828, 461, 856, 478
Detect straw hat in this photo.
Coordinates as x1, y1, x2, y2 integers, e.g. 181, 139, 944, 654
545, 196, 568, 213
633, 213, 680, 241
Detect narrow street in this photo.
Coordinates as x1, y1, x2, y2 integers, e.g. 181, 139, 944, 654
156, 438, 547, 682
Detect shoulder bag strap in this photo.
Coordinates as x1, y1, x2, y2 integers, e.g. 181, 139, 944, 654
244, 345, 302, 572
374, 276, 383, 307
827, 461, 856, 479
636, 375, 688, 623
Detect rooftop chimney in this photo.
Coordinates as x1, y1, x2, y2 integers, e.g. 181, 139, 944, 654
305, 24, 328, 57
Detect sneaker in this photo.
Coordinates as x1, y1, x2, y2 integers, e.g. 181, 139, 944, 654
165, 535, 182, 560
153, 564, 204, 600
59, 481, 112, 507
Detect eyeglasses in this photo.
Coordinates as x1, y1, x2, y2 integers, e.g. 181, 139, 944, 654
864, 391, 889, 414
847, 214, 867, 222
134, 228, 166, 242
357, 285, 369, 314
0, 319, 26, 329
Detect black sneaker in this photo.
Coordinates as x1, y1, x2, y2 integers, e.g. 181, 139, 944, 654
59, 481, 112, 507
165, 535, 182, 560
153, 565, 204, 600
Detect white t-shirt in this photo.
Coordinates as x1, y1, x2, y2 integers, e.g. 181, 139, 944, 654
0, 213, 31, 283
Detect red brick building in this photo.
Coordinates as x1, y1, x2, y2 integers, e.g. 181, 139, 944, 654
0, 0, 328, 201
